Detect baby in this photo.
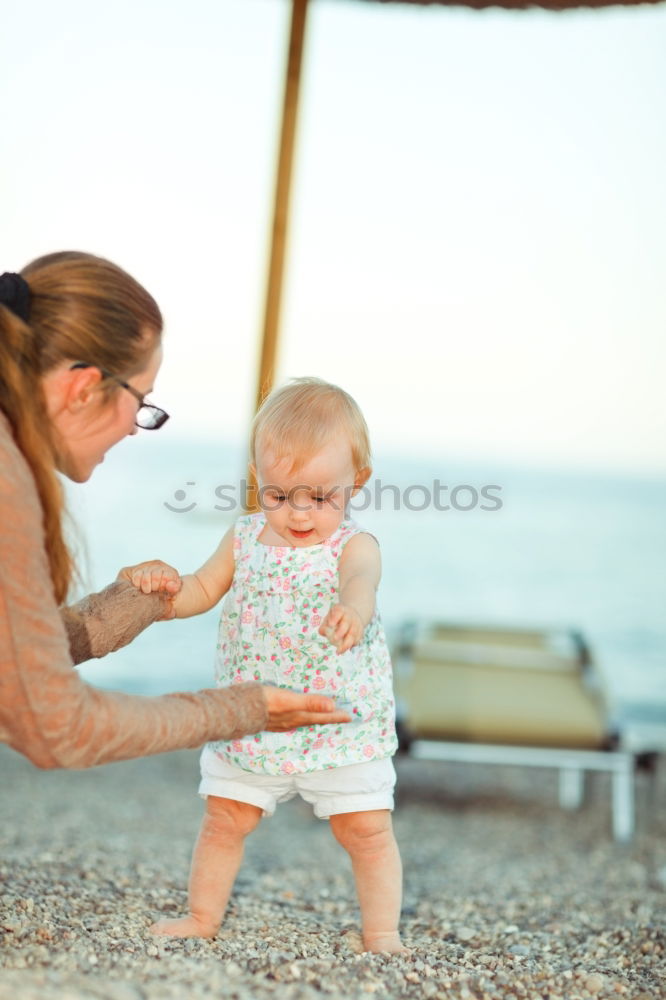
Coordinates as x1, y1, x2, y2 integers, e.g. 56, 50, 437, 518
122, 377, 404, 953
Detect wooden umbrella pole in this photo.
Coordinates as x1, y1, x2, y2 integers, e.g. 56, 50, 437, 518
247, 0, 309, 512
255, 0, 309, 413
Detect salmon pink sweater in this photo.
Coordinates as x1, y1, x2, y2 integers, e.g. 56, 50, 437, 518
0, 413, 267, 769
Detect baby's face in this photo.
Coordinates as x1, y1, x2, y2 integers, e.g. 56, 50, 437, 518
255, 434, 368, 548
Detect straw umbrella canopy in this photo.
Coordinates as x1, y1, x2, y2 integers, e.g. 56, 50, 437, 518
351, 0, 661, 9
255, 0, 663, 416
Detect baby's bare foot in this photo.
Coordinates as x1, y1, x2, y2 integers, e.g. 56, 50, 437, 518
363, 931, 410, 955
149, 915, 219, 938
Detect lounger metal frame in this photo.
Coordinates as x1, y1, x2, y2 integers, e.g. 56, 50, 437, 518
406, 738, 637, 842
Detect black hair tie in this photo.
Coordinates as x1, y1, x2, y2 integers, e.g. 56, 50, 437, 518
0, 272, 32, 323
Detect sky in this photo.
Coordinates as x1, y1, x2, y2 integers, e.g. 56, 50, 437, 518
2, 0, 665, 476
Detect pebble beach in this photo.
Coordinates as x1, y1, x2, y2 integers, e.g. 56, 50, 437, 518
1, 744, 664, 1000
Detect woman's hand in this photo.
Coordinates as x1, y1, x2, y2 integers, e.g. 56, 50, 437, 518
261, 687, 351, 731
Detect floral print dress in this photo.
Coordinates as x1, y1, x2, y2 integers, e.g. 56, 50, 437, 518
208, 513, 398, 775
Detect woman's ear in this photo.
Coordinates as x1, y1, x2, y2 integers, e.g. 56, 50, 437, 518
43, 362, 104, 419
65, 364, 103, 412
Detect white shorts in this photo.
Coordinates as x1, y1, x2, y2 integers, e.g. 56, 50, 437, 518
199, 747, 396, 820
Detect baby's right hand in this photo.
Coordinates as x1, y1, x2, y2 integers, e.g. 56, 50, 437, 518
117, 560, 182, 597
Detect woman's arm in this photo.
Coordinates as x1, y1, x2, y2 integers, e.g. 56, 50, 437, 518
0, 557, 267, 768
60, 581, 169, 664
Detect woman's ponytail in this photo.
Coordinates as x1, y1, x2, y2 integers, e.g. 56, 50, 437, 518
0, 303, 73, 604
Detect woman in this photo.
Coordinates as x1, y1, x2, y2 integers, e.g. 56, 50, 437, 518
0, 252, 348, 769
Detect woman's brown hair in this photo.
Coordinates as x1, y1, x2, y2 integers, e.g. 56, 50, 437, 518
0, 251, 162, 604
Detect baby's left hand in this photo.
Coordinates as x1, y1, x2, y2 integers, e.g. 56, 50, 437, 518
319, 604, 364, 654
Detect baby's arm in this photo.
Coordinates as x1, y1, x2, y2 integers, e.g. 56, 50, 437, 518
319, 533, 381, 654
117, 526, 236, 619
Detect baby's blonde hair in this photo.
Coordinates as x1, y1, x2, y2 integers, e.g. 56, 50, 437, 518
251, 377, 371, 475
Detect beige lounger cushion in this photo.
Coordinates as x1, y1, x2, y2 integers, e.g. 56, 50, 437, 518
397, 632, 608, 749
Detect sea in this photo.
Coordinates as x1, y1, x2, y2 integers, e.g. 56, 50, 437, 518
66, 434, 666, 716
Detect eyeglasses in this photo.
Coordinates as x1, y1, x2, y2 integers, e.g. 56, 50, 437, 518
70, 362, 170, 430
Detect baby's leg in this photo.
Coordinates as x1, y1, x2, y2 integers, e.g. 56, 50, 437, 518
329, 809, 407, 954
151, 796, 262, 938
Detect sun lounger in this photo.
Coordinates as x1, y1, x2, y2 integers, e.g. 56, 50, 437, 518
392, 622, 656, 842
